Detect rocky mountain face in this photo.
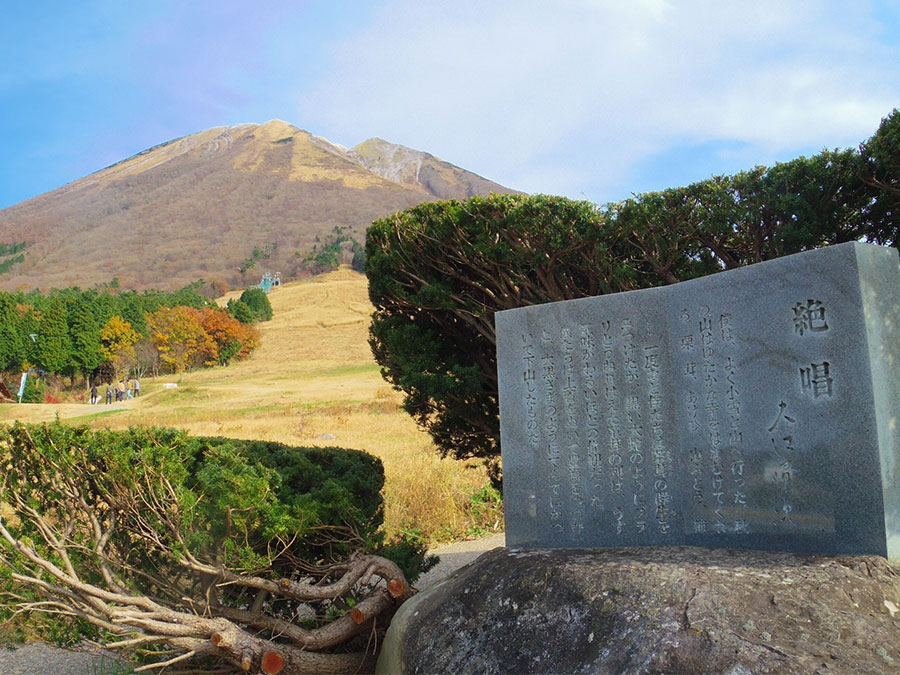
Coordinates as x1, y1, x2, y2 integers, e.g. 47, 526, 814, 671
348, 138, 506, 200
0, 120, 517, 291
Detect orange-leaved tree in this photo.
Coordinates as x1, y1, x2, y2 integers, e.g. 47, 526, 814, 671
197, 307, 258, 365
146, 306, 217, 373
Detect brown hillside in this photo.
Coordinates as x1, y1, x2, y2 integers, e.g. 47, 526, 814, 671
0, 120, 518, 291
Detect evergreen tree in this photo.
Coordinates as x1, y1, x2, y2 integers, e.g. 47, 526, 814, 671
20, 373, 45, 403
0, 294, 25, 371
226, 298, 255, 324
17, 307, 39, 366
34, 297, 72, 374
84, 288, 119, 332
351, 239, 366, 272
120, 292, 149, 335
239, 288, 273, 322
67, 299, 103, 377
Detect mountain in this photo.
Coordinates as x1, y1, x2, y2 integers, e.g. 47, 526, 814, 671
0, 120, 518, 291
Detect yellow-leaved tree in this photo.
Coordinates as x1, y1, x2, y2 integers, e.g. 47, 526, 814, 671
146, 306, 216, 373
100, 315, 140, 377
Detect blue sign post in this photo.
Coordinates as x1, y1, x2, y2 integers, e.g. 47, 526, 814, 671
16, 371, 27, 403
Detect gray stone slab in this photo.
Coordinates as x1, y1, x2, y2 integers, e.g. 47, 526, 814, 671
496, 242, 900, 558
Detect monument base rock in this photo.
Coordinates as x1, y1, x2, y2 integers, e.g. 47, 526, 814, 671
377, 546, 900, 674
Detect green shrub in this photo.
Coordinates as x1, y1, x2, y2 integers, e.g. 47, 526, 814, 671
0, 241, 26, 257
0, 423, 431, 666
226, 297, 254, 323
196, 436, 387, 567
0, 253, 24, 274
238, 287, 273, 322
366, 111, 900, 474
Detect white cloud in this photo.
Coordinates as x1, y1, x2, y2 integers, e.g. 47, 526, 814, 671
297, 0, 900, 202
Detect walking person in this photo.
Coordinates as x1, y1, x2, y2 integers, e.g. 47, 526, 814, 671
133, 378, 140, 397
90, 384, 98, 405
105, 386, 112, 404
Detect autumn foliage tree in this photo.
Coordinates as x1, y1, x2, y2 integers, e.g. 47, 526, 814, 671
146, 306, 217, 373
100, 316, 141, 377
197, 307, 259, 365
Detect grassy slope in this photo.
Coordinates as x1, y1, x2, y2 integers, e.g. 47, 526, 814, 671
0, 267, 501, 543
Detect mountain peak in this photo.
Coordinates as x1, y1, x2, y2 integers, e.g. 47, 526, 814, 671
254, 119, 302, 136
0, 120, 519, 291
348, 137, 516, 200
348, 138, 430, 187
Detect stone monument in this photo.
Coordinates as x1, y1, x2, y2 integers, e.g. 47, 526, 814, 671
496, 241, 900, 558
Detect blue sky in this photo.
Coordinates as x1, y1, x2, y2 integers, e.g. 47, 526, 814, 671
1, 0, 899, 209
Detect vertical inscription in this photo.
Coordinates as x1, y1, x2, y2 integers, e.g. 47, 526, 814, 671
560, 328, 584, 537
580, 325, 603, 504
760, 298, 833, 532
723, 354, 748, 534
794, 299, 834, 399
767, 400, 799, 529
601, 321, 625, 534
644, 344, 672, 534
539, 330, 563, 533
720, 310, 748, 534
698, 305, 728, 533
679, 304, 748, 535
621, 319, 647, 533
521, 334, 539, 448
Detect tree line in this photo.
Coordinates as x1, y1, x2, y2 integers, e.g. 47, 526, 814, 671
0, 284, 271, 382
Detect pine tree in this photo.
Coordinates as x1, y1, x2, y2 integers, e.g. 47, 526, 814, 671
17, 307, 39, 366
238, 288, 273, 322
68, 299, 103, 377
0, 294, 25, 371
34, 297, 72, 374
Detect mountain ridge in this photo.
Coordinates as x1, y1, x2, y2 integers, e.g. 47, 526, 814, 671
0, 121, 519, 291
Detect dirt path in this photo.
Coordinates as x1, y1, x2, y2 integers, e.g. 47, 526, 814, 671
0, 643, 130, 675
416, 532, 506, 590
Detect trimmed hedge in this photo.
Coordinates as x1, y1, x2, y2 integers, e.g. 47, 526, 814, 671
0, 424, 430, 642
366, 110, 900, 474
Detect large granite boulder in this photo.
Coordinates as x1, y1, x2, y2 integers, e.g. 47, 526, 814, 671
377, 546, 900, 674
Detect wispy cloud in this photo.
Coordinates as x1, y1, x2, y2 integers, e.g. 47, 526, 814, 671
1, 0, 898, 208
298, 0, 900, 202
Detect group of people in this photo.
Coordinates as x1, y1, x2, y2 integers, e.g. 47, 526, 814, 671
89, 378, 140, 405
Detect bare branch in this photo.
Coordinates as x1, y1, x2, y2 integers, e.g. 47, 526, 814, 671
133, 649, 197, 672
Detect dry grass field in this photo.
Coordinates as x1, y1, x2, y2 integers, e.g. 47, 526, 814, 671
0, 267, 502, 544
